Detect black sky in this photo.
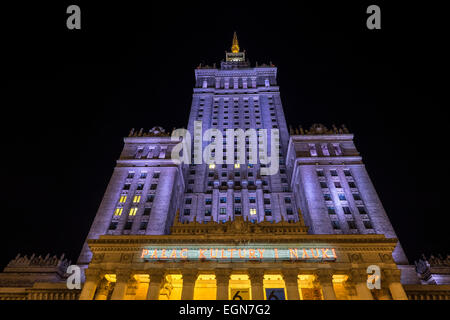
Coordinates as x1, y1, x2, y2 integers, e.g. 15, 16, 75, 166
2, 1, 448, 269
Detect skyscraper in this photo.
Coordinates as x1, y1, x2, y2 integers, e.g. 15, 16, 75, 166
1, 33, 448, 301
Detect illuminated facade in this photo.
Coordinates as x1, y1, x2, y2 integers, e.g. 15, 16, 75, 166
1, 33, 449, 300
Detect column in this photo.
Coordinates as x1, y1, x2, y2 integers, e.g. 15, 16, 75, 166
384, 269, 408, 300
146, 270, 166, 300
111, 269, 132, 300
79, 269, 102, 300
181, 270, 198, 300
350, 269, 374, 300
215, 269, 232, 300
282, 270, 300, 300
248, 269, 265, 300
94, 278, 111, 300
315, 269, 337, 300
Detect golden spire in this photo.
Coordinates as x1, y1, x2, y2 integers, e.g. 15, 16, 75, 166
231, 31, 240, 53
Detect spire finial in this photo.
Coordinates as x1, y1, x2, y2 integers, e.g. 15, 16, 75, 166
231, 31, 240, 53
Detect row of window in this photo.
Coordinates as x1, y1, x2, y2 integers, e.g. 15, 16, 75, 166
331, 219, 372, 230
309, 143, 343, 157
185, 196, 292, 205
183, 207, 294, 217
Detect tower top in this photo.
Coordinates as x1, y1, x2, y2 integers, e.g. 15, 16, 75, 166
231, 31, 240, 53
225, 31, 245, 63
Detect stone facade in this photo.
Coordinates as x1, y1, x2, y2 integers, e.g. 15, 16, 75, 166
0, 34, 448, 300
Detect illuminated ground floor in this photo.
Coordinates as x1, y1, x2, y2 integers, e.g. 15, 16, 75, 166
79, 233, 409, 300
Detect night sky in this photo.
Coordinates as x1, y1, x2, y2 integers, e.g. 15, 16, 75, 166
2, 2, 448, 269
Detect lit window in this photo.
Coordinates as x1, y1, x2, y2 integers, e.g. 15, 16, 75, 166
114, 207, 123, 216
338, 194, 346, 201
119, 195, 127, 203
129, 207, 138, 216
234, 163, 240, 169
209, 164, 216, 169
249, 208, 257, 215
133, 195, 141, 203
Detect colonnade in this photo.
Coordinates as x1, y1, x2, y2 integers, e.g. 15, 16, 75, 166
79, 267, 408, 300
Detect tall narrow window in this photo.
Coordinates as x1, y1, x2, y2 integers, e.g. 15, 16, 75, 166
129, 207, 138, 216
333, 143, 342, 156
219, 208, 227, 215
133, 195, 141, 203
119, 195, 127, 203
249, 208, 257, 215
309, 144, 318, 157
114, 207, 123, 216
321, 144, 330, 156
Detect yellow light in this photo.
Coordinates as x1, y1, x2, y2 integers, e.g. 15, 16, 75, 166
129, 207, 138, 216
119, 195, 127, 203
133, 195, 141, 203
250, 208, 256, 215
234, 163, 240, 169
209, 164, 215, 169
114, 207, 123, 216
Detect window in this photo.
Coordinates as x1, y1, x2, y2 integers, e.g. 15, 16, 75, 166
220, 197, 227, 203
358, 207, 367, 214
205, 198, 212, 205
234, 207, 242, 215
348, 182, 356, 188
331, 220, 340, 230
320, 182, 328, 188
114, 207, 123, 216
264, 198, 271, 205
205, 209, 212, 216
321, 144, 330, 156
338, 194, 346, 201
265, 209, 272, 216
133, 195, 141, 203
363, 220, 373, 229
323, 194, 332, 201
334, 182, 342, 188
129, 207, 138, 216
123, 184, 131, 190
344, 170, 351, 177
119, 195, 127, 203
219, 208, 227, 215
147, 195, 154, 202
331, 170, 338, 176
327, 207, 336, 215
286, 208, 293, 215
153, 172, 160, 179
342, 206, 351, 214
127, 172, 135, 179
124, 221, 133, 230
234, 163, 240, 169
284, 197, 291, 204
309, 144, 318, 157
189, 170, 196, 175
137, 184, 144, 190
150, 184, 157, 190
249, 197, 256, 203
235, 197, 241, 203
249, 208, 257, 215
209, 164, 215, 169
109, 221, 118, 230
140, 172, 147, 179
221, 172, 227, 177
333, 144, 342, 156
316, 170, 324, 177
188, 179, 194, 184
185, 198, 192, 204
353, 194, 361, 201
184, 209, 190, 216
140, 222, 148, 230
348, 221, 357, 229
143, 208, 151, 216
